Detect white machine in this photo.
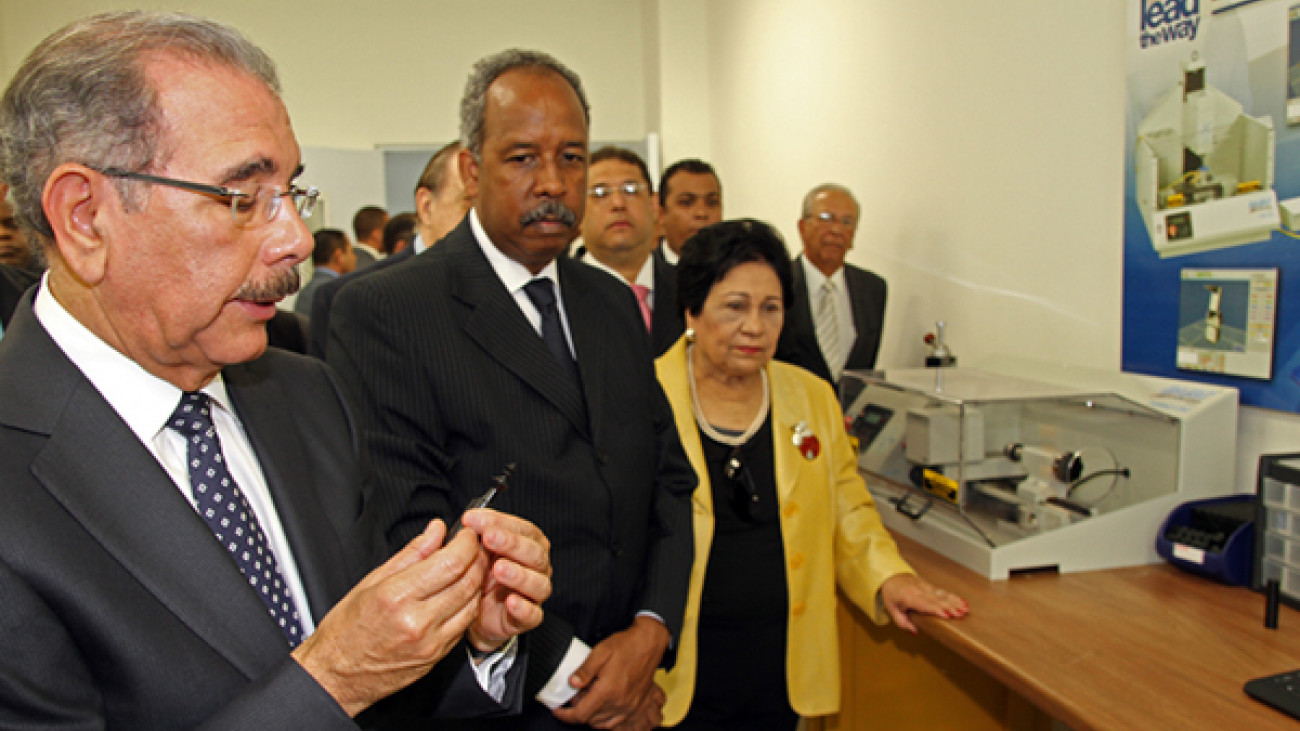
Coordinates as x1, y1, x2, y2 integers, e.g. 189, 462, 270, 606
843, 358, 1239, 579
1134, 55, 1279, 258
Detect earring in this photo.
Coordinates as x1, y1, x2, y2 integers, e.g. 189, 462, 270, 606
684, 328, 695, 344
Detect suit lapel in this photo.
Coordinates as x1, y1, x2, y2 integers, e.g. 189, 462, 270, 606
225, 362, 354, 617
559, 258, 605, 438
651, 250, 682, 355
445, 225, 590, 435
790, 257, 831, 377
769, 365, 806, 504
0, 300, 292, 677
842, 266, 879, 366
30, 399, 285, 678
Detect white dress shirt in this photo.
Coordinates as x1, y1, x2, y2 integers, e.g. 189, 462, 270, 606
36, 275, 519, 698
470, 210, 577, 357
800, 255, 856, 374
34, 276, 316, 634
660, 239, 679, 265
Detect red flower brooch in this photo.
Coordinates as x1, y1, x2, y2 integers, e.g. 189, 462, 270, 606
792, 421, 820, 461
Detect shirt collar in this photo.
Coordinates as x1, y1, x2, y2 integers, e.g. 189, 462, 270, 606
660, 240, 679, 265
800, 254, 846, 290
470, 208, 561, 294
34, 273, 232, 447
581, 251, 655, 290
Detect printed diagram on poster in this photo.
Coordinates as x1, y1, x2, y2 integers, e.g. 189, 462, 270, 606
1134, 55, 1279, 259
1124, 0, 1300, 412
1176, 267, 1277, 379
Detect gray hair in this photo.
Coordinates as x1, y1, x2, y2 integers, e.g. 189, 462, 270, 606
801, 183, 859, 219
459, 49, 590, 159
0, 11, 280, 244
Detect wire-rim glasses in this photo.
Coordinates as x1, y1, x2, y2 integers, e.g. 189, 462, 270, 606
94, 167, 319, 226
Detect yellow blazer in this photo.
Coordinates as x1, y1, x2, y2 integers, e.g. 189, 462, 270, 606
654, 337, 915, 723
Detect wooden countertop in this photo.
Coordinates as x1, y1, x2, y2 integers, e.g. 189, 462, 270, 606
895, 534, 1300, 730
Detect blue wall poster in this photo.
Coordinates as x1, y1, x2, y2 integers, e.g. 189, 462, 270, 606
1125, 0, 1300, 411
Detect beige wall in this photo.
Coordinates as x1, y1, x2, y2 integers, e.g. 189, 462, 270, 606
0, 0, 651, 148
3, 0, 1296, 493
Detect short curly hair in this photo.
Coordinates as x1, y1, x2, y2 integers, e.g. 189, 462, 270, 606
459, 49, 590, 159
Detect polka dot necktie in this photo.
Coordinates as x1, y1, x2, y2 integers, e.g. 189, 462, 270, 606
169, 392, 304, 648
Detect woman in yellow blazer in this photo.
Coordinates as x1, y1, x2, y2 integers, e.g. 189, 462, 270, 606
654, 220, 967, 729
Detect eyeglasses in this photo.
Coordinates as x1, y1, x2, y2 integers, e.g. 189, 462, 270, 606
95, 167, 319, 227
589, 181, 648, 200
810, 210, 855, 227
724, 445, 761, 521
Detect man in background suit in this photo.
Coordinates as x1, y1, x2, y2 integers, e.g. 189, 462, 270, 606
329, 49, 696, 731
0, 11, 550, 727
656, 158, 723, 265
295, 228, 356, 316
351, 205, 389, 269
307, 141, 468, 359
777, 183, 887, 385
576, 146, 684, 356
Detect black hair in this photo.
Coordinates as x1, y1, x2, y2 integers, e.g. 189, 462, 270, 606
658, 158, 718, 207
676, 219, 793, 317
311, 228, 348, 266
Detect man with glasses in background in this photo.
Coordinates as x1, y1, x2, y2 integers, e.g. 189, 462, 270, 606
0, 11, 551, 728
776, 183, 887, 386
577, 146, 684, 356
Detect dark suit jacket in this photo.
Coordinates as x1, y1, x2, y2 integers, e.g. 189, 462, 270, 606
328, 218, 696, 728
0, 291, 515, 729
266, 309, 309, 354
570, 246, 683, 358
309, 246, 416, 359
0, 263, 37, 328
650, 247, 685, 357
776, 256, 887, 385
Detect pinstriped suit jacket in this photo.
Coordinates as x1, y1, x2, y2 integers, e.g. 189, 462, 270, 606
328, 218, 696, 728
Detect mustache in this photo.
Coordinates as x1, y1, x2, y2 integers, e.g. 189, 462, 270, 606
234, 267, 300, 302
519, 200, 578, 228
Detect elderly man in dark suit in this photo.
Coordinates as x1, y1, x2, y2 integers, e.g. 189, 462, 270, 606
307, 141, 468, 359
329, 49, 696, 731
777, 183, 887, 385
0, 12, 552, 728
575, 146, 684, 357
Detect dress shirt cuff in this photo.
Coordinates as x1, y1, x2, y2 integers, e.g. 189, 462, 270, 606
635, 610, 673, 650
534, 638, 591, 709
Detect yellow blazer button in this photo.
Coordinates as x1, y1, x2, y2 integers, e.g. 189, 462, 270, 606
790, 553, 805, 570
792, 601, 806, 616
783, 502, 798, 518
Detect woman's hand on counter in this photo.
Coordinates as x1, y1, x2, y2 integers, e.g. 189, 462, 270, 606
880, 574, 969, 633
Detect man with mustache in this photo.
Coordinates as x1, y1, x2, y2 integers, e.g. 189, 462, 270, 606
329, 49, 696, 731
776, 183, 887, 385
0, 12, 552, 727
